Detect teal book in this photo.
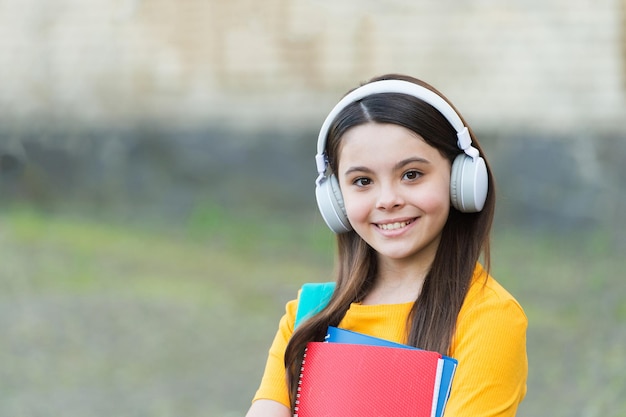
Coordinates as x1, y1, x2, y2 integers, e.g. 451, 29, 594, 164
325, 326, 457, 417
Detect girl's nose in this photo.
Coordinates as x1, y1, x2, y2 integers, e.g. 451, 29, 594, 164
375, 184, 405, 210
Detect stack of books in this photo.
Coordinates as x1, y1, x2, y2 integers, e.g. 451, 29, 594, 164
294, 327, 457, 417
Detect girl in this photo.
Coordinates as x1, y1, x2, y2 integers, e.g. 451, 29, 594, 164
246, 74, 527, 417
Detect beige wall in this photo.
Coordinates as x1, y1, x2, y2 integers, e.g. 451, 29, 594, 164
0, 0, 624, 133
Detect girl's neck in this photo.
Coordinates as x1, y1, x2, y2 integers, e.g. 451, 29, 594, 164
360, 258, 430, 305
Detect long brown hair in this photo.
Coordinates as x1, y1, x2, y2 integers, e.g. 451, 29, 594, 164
284, 74, 496, 410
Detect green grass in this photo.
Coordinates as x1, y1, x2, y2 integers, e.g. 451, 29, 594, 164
0, 207, 624, 416
491, 229, 626, 417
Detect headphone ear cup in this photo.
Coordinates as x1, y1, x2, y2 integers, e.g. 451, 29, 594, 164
315, 174, 352, 233
450, 154, 488, 213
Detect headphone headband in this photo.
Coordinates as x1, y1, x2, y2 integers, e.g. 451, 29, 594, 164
315, 79, 479, 184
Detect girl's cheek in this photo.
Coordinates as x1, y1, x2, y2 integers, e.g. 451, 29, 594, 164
344, 194, 369, 220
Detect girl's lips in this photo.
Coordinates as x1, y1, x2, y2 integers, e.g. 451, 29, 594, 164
375, 218, 417, 231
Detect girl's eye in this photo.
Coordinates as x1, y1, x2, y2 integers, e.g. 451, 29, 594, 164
403, 170, 421, 181
353, 177, 372, 187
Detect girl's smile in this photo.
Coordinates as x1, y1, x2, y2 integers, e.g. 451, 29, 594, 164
375, 218, 416, 231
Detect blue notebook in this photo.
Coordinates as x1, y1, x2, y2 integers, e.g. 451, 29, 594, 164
325, 326, 457, 417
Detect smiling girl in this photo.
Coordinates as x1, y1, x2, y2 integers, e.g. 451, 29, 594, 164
246, 74, 527, 417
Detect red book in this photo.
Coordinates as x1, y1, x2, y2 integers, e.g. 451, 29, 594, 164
295, 342, 444, 417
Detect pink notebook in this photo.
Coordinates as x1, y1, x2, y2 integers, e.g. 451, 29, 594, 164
295, 341, 444, 417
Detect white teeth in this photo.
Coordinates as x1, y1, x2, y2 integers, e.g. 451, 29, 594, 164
378, 221, 409, 230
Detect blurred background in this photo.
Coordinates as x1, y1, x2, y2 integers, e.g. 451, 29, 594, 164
1, 1, 625, 416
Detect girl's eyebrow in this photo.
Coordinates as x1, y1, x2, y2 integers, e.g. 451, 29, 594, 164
394, 157, 430, 170
343, 157, 430, 177
343, 165, 373, 176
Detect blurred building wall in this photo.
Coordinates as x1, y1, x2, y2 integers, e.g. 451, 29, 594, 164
0, 0, 624, 133
1, 0, 625, 238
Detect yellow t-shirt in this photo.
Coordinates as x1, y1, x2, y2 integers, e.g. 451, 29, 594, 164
253, 264, 528, 416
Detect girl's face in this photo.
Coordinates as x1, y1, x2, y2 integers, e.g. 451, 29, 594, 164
337, 122, 451, 267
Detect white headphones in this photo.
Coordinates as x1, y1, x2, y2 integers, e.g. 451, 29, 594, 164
315, 79, 489, 234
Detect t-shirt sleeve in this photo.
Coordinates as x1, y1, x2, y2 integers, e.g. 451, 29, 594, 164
251, 297, 298, 407
445, 286, 528, 417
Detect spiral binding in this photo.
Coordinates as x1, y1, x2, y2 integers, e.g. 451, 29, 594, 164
293, 347, 308, 417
